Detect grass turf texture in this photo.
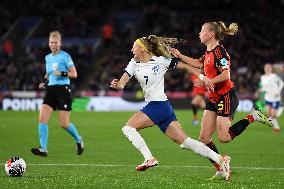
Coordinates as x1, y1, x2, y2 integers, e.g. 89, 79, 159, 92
0, 110, 283, 188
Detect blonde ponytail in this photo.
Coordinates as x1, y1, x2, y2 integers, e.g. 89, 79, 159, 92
218, 21, 238, 36
148, 35, 172, 58
207, 21, 238, 41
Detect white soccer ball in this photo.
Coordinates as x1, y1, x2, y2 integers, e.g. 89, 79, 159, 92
4, 157, 26, 177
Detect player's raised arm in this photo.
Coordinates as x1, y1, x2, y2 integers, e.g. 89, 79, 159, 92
110, 72, 130, 90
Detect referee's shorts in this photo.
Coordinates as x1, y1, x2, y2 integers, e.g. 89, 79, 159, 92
43, 85, 72, 111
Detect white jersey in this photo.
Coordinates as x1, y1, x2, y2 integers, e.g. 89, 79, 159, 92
124, 56, 176, 102
261, 73, 284, 102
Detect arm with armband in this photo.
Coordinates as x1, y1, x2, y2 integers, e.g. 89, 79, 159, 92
53, 67, 77, 78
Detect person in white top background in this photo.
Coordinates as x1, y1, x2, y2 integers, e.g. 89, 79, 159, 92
110, 35, 231, 180
260, 63, 284, 132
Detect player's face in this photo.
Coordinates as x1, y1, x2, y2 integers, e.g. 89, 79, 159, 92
131, 43, 143, 59
49, 36, 61, 54
264, 64, 272, 74
199, 24, 213, 45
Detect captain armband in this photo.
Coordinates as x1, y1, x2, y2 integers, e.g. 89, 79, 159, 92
169, 57, 180, 69
61, 72, 68, 77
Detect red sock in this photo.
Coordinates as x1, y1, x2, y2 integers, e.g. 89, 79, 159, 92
213, 163, 221, 171
246, 114, 254, 123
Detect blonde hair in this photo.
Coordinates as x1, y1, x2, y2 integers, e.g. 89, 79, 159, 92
136, 35, 172, 58
206, 21, 238, 41
49, 30, 62, 41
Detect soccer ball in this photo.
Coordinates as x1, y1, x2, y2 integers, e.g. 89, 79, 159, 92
4, 157, 26, 177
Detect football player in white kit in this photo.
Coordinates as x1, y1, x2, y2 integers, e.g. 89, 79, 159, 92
260, 63, 284, 132
110, 35, 231, 180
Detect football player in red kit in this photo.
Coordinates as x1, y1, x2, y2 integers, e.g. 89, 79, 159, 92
171, 21, 273, 179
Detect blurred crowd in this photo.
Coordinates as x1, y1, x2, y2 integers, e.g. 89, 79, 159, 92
1, 0, 284, 95
90, 0, 284, 95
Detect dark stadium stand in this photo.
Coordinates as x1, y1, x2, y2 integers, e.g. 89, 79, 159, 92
0, 0, 283, 95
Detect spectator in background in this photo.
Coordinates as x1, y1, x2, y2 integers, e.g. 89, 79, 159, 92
3, 39, 13, 58
103, 22, 113, 48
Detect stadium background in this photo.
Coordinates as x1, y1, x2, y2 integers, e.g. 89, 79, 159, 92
0, 0, 284, 188
1, 0, 283, 111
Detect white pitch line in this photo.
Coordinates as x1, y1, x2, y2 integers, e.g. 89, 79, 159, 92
28, 164, 284, 170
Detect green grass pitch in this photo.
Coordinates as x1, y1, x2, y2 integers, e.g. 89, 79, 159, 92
0, 110, 284, 188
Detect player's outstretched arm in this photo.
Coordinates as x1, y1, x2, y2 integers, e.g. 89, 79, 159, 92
110, 72, 130, 90
170, 48, 203, 68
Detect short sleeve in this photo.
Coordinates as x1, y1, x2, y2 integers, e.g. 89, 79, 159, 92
124, 58, 136, 77
155, 56, 178, 69
214, 46, 230, 70
64, 53, 75, 68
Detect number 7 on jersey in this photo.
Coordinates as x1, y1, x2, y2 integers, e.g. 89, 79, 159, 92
144, 76, 149, 85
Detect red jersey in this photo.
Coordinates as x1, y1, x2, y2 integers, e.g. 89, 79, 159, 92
191, 74, 206, 95
201, 44, 234, 103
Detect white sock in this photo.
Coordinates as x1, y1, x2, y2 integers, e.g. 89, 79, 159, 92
271, 118, 280, 129
180, 137, 221, 164
122, 126, 153, 160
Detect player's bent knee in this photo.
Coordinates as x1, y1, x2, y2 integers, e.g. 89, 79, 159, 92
60, 122, 69, 129
199, 135, 211, 144
218, 135, 230, 143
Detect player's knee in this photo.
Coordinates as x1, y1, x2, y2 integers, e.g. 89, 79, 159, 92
199, 135, 211, 144
217, 134, 230, 143
59, 121, 69, 129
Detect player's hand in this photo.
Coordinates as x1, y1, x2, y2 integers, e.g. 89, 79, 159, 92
110, 79, 124, 90
203, 77, 214, 92
39, 82, 46, 89
53, 70, 61, 76
193, 79, 204, 87
169, 48, 181, 58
